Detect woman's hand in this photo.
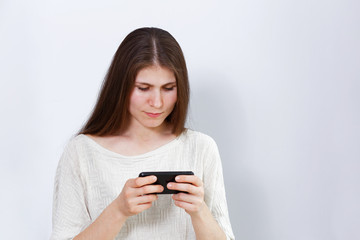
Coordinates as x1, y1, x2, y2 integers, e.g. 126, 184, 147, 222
167, 175, 206, 217
115, 176, 164, 218
74, 176, 163, 240
167, 176, 227, 240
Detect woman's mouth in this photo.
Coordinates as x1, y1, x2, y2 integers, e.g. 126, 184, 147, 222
145, 112, 162, 118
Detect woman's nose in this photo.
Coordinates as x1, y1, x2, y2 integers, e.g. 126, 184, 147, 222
149, 90, 163, 108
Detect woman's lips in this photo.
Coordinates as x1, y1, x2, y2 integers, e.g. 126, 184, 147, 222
145, 112, 162, 118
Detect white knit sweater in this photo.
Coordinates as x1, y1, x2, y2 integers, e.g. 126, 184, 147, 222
51, 129, 235, 240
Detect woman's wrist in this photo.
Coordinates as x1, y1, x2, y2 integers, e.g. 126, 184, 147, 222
188, 203, 226, 240
73, 199, 128, 240
187, 202, 208, 220
111, 199, 129, 223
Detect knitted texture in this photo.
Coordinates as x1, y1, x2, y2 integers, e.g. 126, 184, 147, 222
51, 129, 235, 240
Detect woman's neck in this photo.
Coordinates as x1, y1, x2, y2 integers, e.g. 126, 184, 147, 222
121, 120, 173, 143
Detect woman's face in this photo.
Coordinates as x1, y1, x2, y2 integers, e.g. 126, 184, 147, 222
128, 65, 177, 131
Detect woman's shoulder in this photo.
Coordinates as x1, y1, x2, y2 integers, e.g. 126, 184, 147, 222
67, 133, 88, 144
182, 129, 217, 146
56, 134, 90, 169
62, 134, 91, 153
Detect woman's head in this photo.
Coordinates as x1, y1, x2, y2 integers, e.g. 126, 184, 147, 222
79, 27, 189, 136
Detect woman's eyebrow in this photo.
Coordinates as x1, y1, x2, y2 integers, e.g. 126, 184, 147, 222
135, 81, 177, 86
162, 82, 177, 86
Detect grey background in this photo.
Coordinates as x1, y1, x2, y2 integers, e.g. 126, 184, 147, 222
1, 0, 359, 239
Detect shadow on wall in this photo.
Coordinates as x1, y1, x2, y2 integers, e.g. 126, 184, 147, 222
187, 70, 272, 239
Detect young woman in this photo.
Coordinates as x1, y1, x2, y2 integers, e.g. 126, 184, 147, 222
51, 27, 234, 240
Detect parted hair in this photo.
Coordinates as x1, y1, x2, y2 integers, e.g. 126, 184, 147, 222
79, 27, 189, 136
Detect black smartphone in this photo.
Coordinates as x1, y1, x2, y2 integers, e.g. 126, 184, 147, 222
138, 171, 194, 194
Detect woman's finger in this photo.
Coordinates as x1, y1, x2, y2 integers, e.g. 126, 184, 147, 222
127, 202, 154, 215
167, 182, 200, 195
136, 184, 164, 196
132, 176, 158, 187
175, 175, 203, 187
173, 199, 201, 213
134, 194, 158, 205
172, 192, 199, 204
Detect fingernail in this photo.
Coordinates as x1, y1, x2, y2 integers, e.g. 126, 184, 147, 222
153, 176, 157, 181
168, 183, 172, 188
176, 176, 180, 181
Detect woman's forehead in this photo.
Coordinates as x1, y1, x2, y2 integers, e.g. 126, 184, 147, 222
135, 65, 176, 85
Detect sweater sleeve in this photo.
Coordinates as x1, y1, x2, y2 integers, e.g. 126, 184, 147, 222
51, 139, 91, 240
203, 137, 235, 240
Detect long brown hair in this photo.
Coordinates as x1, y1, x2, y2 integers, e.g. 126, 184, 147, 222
79, 27, 189, 136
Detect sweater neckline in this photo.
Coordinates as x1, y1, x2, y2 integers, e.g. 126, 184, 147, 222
79, 130, 188, 159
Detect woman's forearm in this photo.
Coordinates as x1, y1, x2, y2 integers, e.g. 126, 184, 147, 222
74, 200, 127, 240
190, 204, 226, 240
73, 176, 162, 240
167, 175, 227, 240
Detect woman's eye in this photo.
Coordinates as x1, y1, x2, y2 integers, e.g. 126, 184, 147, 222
137, 87, 149, 91
164, 87, 175, 91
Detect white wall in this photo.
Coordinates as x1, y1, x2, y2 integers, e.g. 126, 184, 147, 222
1, 0, 359, 239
